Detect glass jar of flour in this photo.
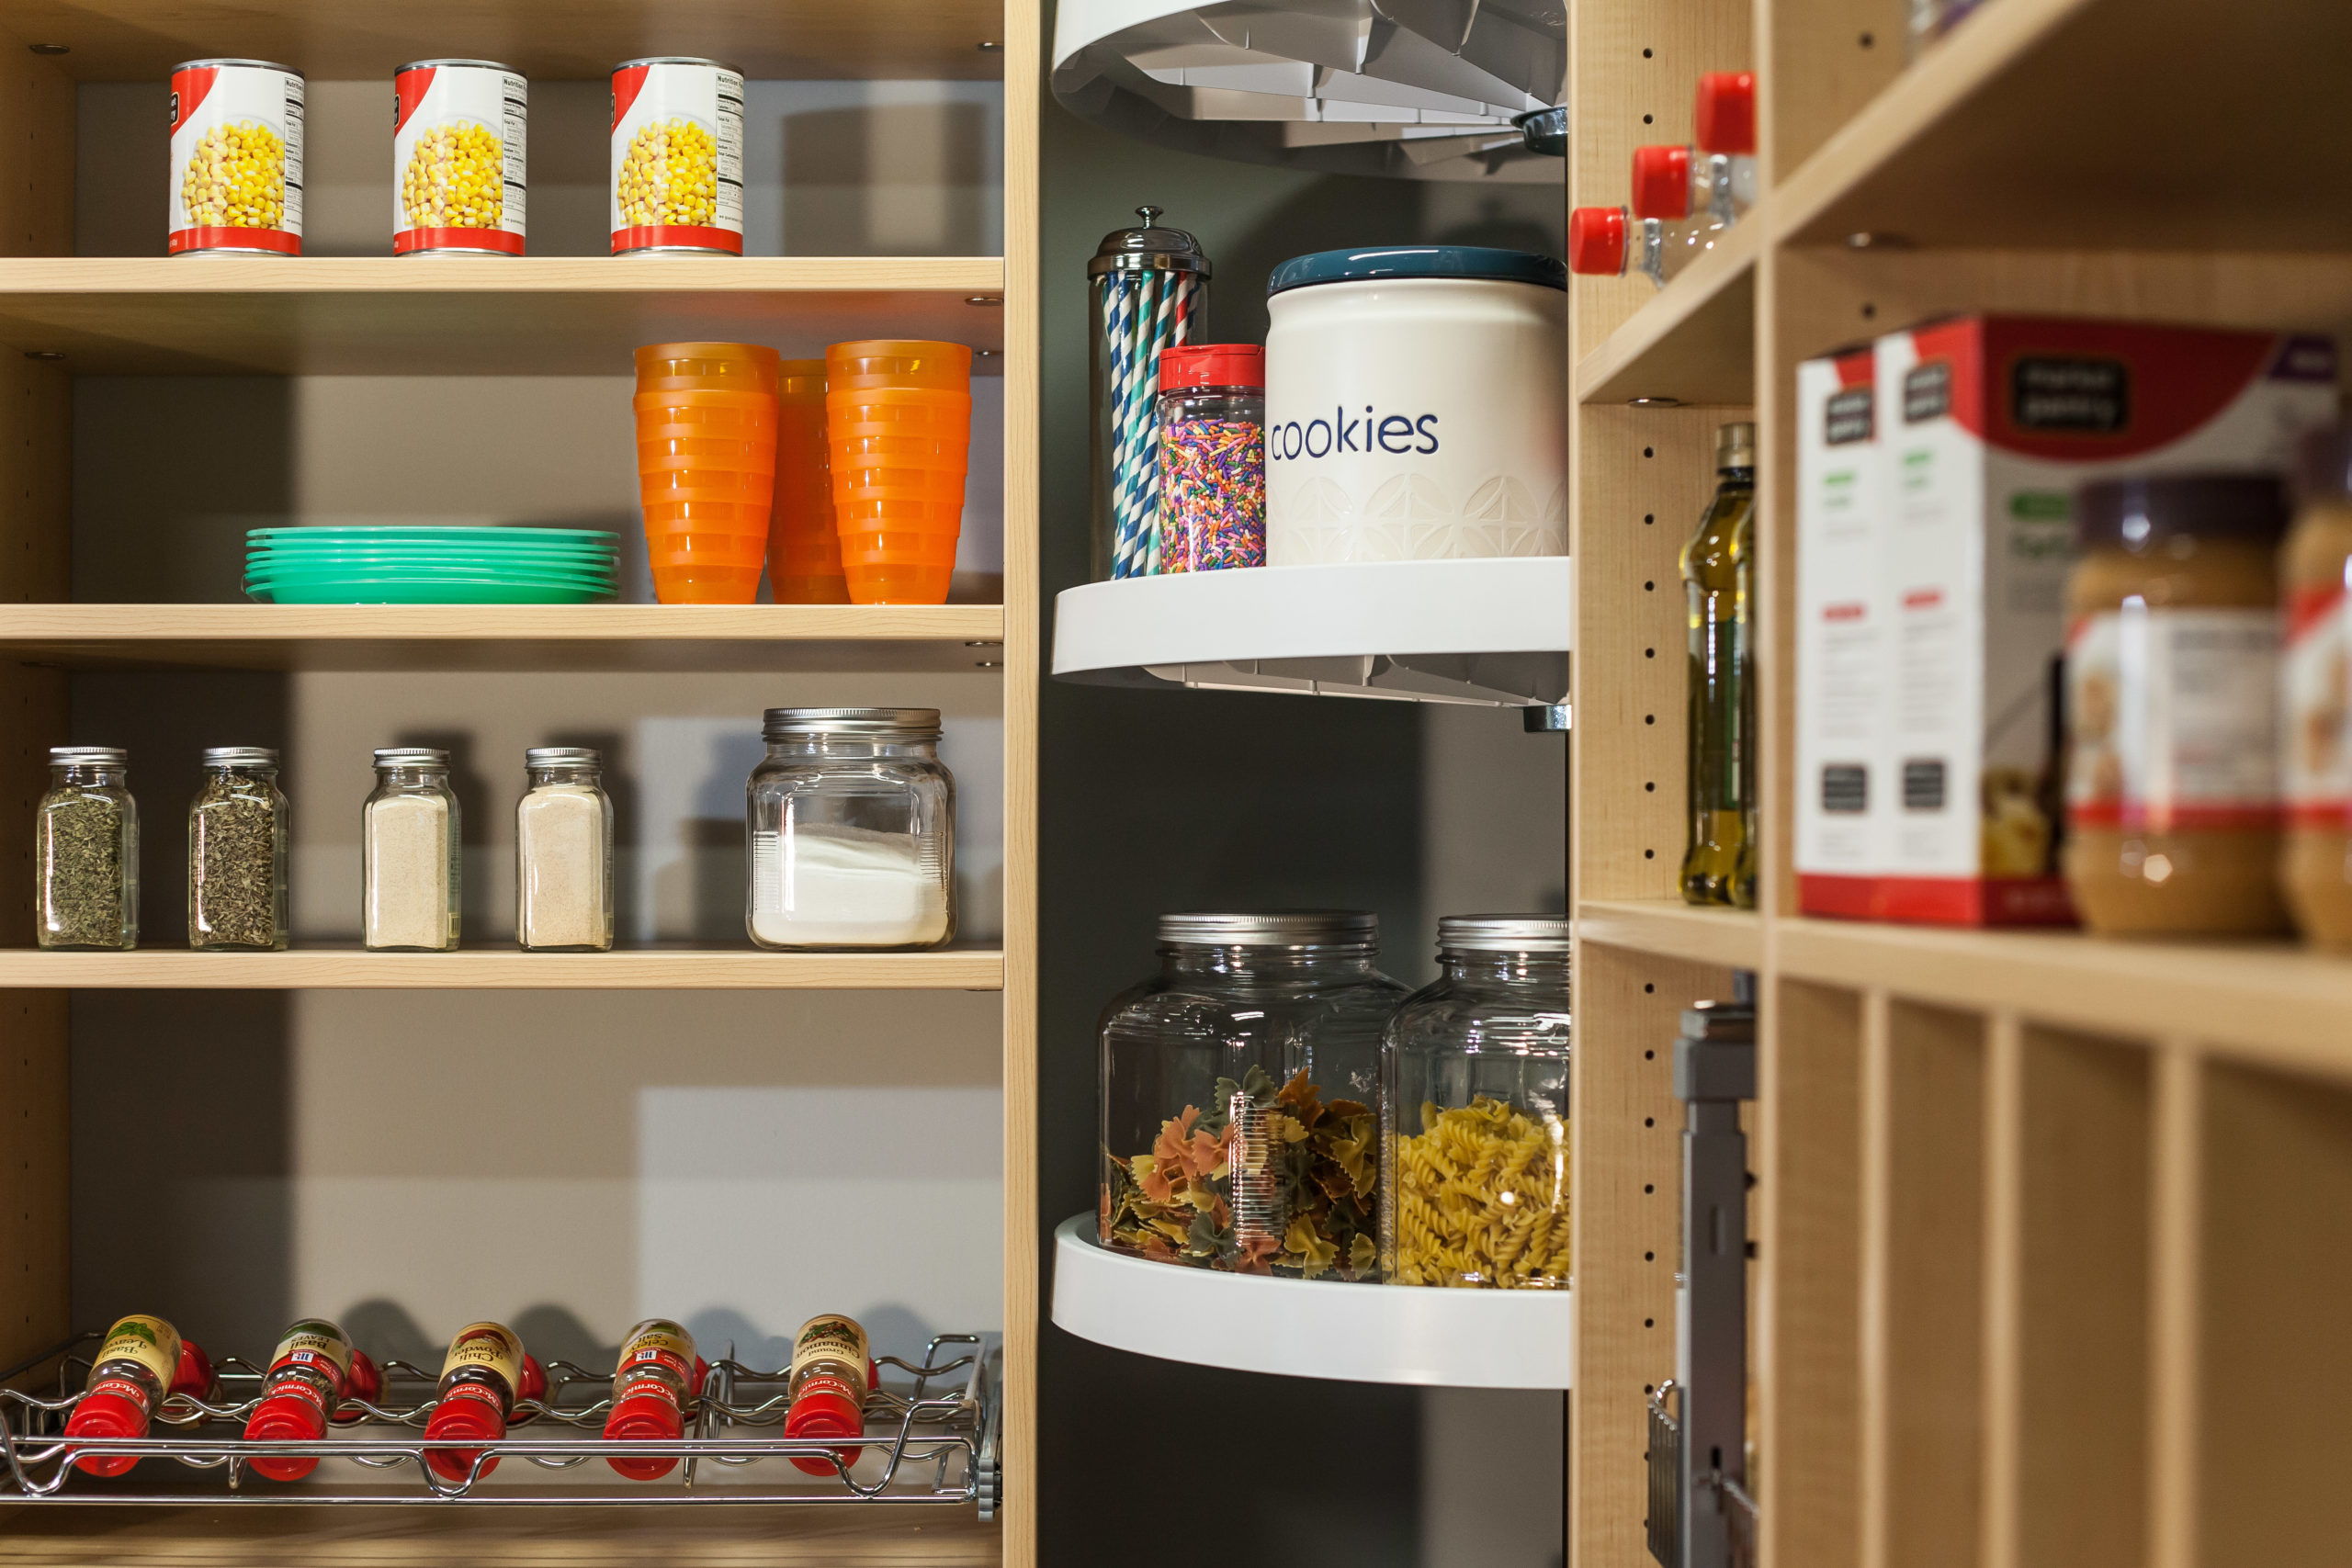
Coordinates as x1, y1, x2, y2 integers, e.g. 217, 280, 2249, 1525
746, 708, 955, 950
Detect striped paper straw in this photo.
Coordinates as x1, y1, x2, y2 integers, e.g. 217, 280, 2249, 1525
1112, 269, 1162, 578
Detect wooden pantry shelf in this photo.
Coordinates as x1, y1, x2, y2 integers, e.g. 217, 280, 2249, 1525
1773, 0, 2352, 249
0, 257, 1008, 375
0, 0, 1007, 84
1576, 898, 1762, 970
1573, 218, 1758, 407
0, 604, 1007, 672
0, 946, 1005, 989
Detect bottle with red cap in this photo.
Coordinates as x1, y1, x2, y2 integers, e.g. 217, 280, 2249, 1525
170, 1337, 218, 1407
1154, 343, 1266, 573
602, 1318, 697, 1480
242, 1318, 356, 1482
1568, 206, 1705, 289
1628, 71, 1758, 224
332, 1347, 382, 1424
783, 1314, 875, 1478
421, 1321, 525, 1483
62, 1314, 183, 1476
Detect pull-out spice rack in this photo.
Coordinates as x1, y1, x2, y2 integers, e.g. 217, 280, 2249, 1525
0, 1334, 1001, 1514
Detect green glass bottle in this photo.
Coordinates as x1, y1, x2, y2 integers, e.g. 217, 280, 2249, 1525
1680, 422, 1757, 908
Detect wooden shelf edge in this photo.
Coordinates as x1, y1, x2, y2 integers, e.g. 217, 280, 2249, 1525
0, 949, 1006, 990
0, 255, 1009, 296
0, 604, 1009, 643
1577, 899, 1763, 969
1573, 219, 1759, 407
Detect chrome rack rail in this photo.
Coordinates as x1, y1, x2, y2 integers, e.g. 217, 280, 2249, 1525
0, 1332, 1002, 1515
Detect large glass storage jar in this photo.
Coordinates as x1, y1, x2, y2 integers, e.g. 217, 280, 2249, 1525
37, 746, 138, 951
746, 707, 955, 951
1098, 911, 1406, 1280
1381, 915, 1572, 1289
188, 747, 288, 951
516, 747, 614, 952
363, 748, 460, 952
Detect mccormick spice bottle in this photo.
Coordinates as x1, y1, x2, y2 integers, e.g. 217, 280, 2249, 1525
422, 1322, 526, 1482
62, 1314, 183, 1475
602, 1318, 697, 1479
243, 1319, 357, 1481
334, 1346, 383, 1424
783, 1314, 873, 1477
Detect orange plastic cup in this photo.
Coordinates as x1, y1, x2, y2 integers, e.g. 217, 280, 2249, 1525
635, 343, 779, 605
770, 359, 848, 604
824, 341, 971, 604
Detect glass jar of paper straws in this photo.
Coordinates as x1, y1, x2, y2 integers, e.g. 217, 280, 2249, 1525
1087, 207, 1211, 581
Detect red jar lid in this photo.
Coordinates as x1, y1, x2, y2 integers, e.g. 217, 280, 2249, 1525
605, 1390, 685, 1481
1631, 146, 1693, 220
245, 1391, 327, 1483
1568, 207, 1628, 275
1696, 72, 1756, 154
785, 1385, 865, 1478
1159, 343, 1263, 391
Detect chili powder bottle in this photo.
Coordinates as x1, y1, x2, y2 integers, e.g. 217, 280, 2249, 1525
62, 1314, 184, 1475
603, 1318, 698, 1479
422, 1321, 526, 1482
243, 1318, 356, 1481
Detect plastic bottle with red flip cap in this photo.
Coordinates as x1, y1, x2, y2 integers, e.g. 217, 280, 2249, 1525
421, 1322, 526, 1483
242, 1319, 356, 1483
783, 1314, 872, 1478
170, 1337, 217, 1405
62, 1314, 183, 1476
1569, 206, 1716, 290
333, 1347, 382, 1425
1626, 71, 1759, 231
601, 1318, 697, 1480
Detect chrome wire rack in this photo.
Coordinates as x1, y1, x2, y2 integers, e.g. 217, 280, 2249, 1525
0, 1332, 1001, 1514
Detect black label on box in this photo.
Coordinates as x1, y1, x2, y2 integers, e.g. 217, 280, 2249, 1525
1825, 386, 1874, 446
1819, 764, 1868, 814
2011, 355, 2130, 433
1902, 758, 1947, 811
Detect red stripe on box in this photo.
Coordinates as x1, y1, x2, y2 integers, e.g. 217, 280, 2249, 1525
1798, 873, 2076, 926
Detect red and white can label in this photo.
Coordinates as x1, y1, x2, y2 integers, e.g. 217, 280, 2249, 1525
609, 58, 744, 254
169, 60, 303, 254
393, 62, 526, 255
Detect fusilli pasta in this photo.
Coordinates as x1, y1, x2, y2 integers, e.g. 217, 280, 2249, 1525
1391, 1095, 1570, 1287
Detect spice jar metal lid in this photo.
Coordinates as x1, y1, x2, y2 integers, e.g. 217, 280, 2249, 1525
1157, 910, 1378, 945
49, 746, 126, 766
202, 747, 278, 768
762, 707, 942, 740
2074, 472, 2290, 551
525, 747, 601, 768
373, 747, 451, 768
1716, 422, 1756, 470
1088, 206, 1213, 278
1437, 914, 1574, 953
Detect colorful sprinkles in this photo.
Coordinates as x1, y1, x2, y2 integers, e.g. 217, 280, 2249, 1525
1156, 416, 1265, 572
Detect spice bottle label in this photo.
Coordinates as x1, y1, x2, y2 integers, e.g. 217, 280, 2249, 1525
613, 1319, 695, 1402
94, 1315, 182, 1392
87, 1375, 155, 1416
790, 1315, 869, 1386
2283, 583, 2352, 825
2066, 607, 2282, 829
266, 1319, 354, 1393
440, 1322, 525, 1391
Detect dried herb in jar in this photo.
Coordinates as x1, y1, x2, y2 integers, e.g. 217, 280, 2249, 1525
40, 793, 130, 948
189, 759, 286, 951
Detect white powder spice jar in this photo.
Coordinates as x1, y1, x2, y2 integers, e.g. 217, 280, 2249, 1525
516, 748, 614, 952
363, 748, 459, 951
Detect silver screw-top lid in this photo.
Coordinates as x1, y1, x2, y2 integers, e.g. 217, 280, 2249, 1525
1157, 910, 1378, 945
763, 707, 942, 741
1716, 421, 1757, 470
1089, 205, 1214, 277
202, 746, 278, 768
1438, 914, 1574, 953
50, 746, 126, 766
373, 747, 451, 769
525, 746, 601, 769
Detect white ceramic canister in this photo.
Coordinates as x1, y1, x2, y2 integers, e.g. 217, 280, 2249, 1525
1263, 247, 1567, 564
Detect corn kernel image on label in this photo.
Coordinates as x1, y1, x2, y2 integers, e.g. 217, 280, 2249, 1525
393, 61, 526, 255
170, 59, 304, 254
609, 58, 744, 254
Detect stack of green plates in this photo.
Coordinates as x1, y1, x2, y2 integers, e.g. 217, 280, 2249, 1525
243, 526, 621, 605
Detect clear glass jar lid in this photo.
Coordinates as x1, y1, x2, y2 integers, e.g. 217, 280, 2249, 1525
1438, 913, 1573, 953
1157, 910, 1377, 945
525, 746, 601, 768
762, 707, 941, 741
202, 746, 278, 768
50, 746, 126, 766
373, 747, 450, 768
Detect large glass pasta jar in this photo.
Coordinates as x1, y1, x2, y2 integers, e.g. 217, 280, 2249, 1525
1382, 915, 1573, 1288
746, 707, 955, 950
1098, 911, 1406, 1280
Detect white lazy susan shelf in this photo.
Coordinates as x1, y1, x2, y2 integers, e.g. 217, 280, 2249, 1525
1050, 1214, 1575, 1388
1050, 557, 1574, 707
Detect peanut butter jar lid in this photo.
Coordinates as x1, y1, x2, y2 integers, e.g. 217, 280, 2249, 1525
2074, 472, 2289, 551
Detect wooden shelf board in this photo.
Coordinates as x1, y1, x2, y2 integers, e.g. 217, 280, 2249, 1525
1574, 220, 1758, 407
1577, 898, 1762, 970
0, 604, 1007, 671
0, 2, 1008, 84
0, 946, 1005, 989
1773, 0, 2352, 248
0, 257, 1007, 374
1773, 918, 2352, 1080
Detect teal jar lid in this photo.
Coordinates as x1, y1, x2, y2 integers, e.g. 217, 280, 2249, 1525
1266, 245, 1566, 296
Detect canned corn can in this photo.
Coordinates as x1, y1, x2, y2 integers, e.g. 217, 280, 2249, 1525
393, 60, 526, 256
609, 57, 744, 255
169, 59, 303, 256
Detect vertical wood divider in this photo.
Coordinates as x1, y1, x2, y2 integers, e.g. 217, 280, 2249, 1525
1980, 1015, 2025, 1568
2147, 1045, 2202, 1568
1856, 988, 1894, 1568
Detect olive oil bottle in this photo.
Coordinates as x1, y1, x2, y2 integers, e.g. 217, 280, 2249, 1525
1681, 423, 1757, 907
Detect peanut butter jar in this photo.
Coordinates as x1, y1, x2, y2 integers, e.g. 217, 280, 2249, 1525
2063, 474, 2292, 936
2281, 424, 2352, 948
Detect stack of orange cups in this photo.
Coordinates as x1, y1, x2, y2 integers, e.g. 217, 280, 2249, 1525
824, 340, 972, 605
634, 343, 780, 604
769, 360, 849, 604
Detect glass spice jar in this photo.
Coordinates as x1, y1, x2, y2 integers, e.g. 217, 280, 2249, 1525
363, 748, 460, 952
1098, 911, 1406, 1280
37, 746, 138, 950
747, 708, 955, 951
1153, 344, 1265, 572
188, 747, 288, 951
516, 747, 613, 952
1381, 915, 1573, 1289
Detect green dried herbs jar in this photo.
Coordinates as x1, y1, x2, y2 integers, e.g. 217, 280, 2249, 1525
36, 746, 138, 950
189, 747, 289, 951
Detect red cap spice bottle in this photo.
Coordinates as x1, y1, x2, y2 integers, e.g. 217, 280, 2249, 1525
422, 1322, 525, 1483
515, 1352, 547, 1410
333, 1346, 382, 1424
783, 1314, 872, 1478
171, 1337, 217, 1404
62, 1314, 183, 1476
602, 1318, 698, 1480
242, 1319, 356, 1482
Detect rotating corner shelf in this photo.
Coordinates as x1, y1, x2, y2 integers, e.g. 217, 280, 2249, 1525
1050, 1215, 1572, 1388
1051, 557, 1573, 706
1051, 0, 1566, 182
